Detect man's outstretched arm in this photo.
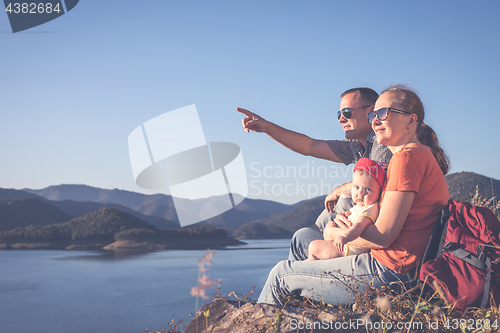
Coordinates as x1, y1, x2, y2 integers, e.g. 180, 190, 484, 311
237, 108, 342, 163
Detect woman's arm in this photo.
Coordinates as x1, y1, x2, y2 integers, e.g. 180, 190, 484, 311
324, 191, 415, 249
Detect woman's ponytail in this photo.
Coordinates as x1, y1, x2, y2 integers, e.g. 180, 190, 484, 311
417, 123, 450, 175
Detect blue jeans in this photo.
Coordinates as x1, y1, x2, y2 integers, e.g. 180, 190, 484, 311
288, 227, 324, 261
258, 253, 408, 305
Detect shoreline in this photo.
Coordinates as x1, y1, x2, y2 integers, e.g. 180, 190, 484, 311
0, 238, 246, 251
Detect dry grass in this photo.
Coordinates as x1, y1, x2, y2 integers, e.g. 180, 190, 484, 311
323, 272, 500, 333
471, 185, 500, 220
144, 276, 500, 333
141, 316, 185, 333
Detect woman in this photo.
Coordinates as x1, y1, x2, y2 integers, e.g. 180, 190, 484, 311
258, 85, 450, 305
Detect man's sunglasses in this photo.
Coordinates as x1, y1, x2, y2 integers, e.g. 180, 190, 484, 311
337, 105, 373, 120
367, 107, 413, 124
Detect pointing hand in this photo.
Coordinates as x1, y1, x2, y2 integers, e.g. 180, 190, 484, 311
236, 108, 268, 133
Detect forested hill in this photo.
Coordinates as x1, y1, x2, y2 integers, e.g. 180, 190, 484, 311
0, 197, 73, 232
226, 197, 324, 239
0, 207, 242, 250
445, 171, 500, 200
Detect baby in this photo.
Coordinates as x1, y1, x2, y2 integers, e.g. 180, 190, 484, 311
307, 158, 386, 260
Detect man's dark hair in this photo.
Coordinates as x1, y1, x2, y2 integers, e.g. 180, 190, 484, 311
340, 87, 379, 106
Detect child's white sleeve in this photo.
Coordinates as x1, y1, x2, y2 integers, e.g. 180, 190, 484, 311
357, 203, 379, 223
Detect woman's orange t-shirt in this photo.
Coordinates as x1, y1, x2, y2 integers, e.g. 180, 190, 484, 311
371, 144, 450, 275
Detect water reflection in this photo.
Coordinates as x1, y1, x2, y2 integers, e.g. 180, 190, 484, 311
52, 238, 291, 261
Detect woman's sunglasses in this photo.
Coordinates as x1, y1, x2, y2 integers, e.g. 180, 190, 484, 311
337, 105, 372, 120
367, 107, 413, 124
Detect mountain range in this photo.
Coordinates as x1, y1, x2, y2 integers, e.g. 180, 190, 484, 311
23, 185, 296, 228
0, 171, 497, 243
0, 188, 178, 231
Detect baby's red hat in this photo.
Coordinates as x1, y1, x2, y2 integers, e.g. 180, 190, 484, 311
353, 158, 386, 188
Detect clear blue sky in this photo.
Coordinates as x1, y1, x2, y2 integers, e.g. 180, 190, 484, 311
1, 0, 499, 204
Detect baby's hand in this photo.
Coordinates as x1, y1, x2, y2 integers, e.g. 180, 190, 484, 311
333, 236, 348, 254
333, 213, 352, 229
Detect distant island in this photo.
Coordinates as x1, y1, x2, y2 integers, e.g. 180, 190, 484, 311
0, 207, 243, 251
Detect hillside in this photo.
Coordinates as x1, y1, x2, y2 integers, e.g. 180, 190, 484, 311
226, 222, 293, 239
261, 197, 324, 232
49, 200, 179, 229
0, 207, 242, 250
200, 196, 294, 227
228, 197, 324, 239
0, 188, 43, 200
0, 197, 73, 232
446, 171, 500, 200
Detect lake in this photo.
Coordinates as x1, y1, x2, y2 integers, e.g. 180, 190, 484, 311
0, 239, 290, 333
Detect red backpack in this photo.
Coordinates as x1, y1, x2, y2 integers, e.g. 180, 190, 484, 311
418, 199, 500, 310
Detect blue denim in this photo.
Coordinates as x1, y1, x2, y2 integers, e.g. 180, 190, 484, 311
315, 208, 337, 231
288, 227, 323, 261
258, 253, 408, 305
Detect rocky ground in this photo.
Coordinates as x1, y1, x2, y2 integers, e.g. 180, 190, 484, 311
184, 298, 379, 333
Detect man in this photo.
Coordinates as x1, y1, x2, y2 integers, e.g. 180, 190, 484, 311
237, 87, 391, 260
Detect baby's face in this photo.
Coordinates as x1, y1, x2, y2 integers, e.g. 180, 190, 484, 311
351, 171, 381, 206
